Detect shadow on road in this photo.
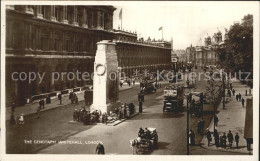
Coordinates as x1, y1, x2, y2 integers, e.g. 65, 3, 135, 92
130, 113, 185, 120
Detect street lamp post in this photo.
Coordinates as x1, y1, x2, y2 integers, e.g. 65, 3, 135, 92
187, 93, 191, 155
222, 73, 225, 109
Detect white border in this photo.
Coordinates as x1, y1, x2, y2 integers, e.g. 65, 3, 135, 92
1, 1, 259, 161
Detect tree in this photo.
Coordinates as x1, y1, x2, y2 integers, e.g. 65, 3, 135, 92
217, 14, 253, 77
205, 77, 222, 132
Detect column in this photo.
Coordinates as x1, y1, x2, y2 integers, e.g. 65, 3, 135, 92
91, 10, 94, 28
28, 25, 32, 50
35, 27, 40, 51
25, 5, 34, 14
82, 7, 88, 28
97, 11, 101, 29
50, 6, 56, 21
36, 6, 43, 19
61, 6, 68, 24
72, 6, 79, 26
102, 12, 105, 29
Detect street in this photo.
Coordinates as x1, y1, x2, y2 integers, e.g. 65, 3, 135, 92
6, 69, 240, 155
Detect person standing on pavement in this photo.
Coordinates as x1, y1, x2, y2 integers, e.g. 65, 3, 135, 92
232, 89, 235, 96
197, 120, 201, 135
42, 99, 45, 109
206, 128, 212, 146
36, 106, 41, 119
241, 98, 245, 107
58, 92, 62, 105
39, 99, 42, 109
214, 115, 219, 127
201, 119, 205, 134
213, 129, 220, 147
139, 101, 143, 113
245, 89, 247, 96
236, 94, 238, 101
10, 112, 16, 125
238, 93, 241, 101
11, 102, 16, 112
235, 132, 239, 148
189, 129, 195, 146
222, 132, 227, 148
227, 130, 234, 149
96, 143, 105, 154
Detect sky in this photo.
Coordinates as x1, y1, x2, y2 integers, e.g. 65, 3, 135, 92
112, 1, 258, 50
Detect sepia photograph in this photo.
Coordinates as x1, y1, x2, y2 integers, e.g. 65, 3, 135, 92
1, 1, 259, 160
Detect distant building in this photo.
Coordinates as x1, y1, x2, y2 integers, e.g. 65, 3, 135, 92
186, 31, 223, 68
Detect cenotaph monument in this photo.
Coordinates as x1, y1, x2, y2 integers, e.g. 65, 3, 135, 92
90, 40, 121, 113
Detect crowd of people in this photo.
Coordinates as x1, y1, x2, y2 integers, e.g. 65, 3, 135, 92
206, 129, 240, 149
73, 107, 102, 125
72, 103, 136, 125
69, 92, 79, 104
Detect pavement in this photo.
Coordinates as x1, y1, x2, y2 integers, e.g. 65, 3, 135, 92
200, 78, 253, 154
6, 83, 134, 121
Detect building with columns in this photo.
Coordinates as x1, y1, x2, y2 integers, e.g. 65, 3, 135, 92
186, 31, 223, 68
5, 5, 171, 106
113, 29, 171, 77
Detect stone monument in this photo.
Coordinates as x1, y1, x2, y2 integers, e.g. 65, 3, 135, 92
91, 40, 121, 113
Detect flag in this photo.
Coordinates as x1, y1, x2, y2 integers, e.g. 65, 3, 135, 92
119, 8, 122, 20
158, 26, 163, 31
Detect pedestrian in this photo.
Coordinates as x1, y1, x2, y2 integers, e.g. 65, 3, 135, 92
41, 99, 45, 109
11, 102, 16, 112
241, 98, 245, 107
227, 130, 234, 149
139, 101, 143, 113
127, 80, 131, 87
232, 89, 235, 96
75, 95, 79, 104
236, 94, 238, 101
189, 129, 195, 146
245, 90, 247, 96
96, 143, 105, 154
214, 115, 219, 127
58, 93, 62, 105
214, 129, 220, 147
222, 132, 227, 148
10, 112, 16, 125
39, 99, 42, 109
235, 133, 239, 148
201, 119, 205, 134
206, 128, 212, 146
69, 92, 73, 100
84, 90, 88, 106
36, 106, 40, 119
46, 95, 51, 104
18, 113, 25, 125
138, 127, 144, 138
238, 93, 241, 101
228, 90, 231, 97
197, 120, 201, 135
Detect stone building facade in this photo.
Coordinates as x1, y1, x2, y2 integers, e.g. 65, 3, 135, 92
113, 30, 171, 77
186, 31, 223, 67
5, 5, 171, 105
